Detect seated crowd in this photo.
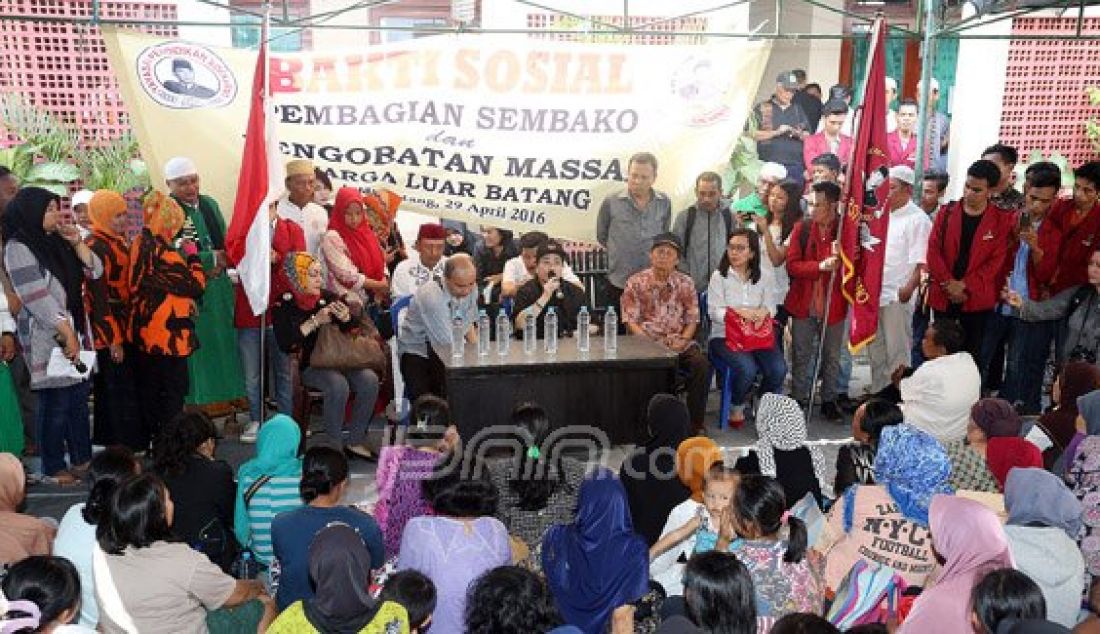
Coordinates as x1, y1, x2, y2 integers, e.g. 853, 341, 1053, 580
2, 75, 1100, 631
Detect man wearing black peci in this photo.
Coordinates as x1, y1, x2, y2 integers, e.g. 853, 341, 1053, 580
513, 240, 588, 338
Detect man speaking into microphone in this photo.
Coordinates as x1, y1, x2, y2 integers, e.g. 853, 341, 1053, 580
513, 240, 589, 339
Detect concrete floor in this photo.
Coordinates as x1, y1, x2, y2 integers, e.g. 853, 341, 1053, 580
23, 360, 872, 521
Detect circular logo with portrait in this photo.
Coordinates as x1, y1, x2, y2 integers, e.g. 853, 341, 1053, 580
669, 54, 731, 127
136, 41, 237, 109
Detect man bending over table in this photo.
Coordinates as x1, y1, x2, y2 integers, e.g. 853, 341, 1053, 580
397, 253, 479, 398
621, 233, 710, 434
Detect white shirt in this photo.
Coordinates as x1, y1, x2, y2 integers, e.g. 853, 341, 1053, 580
705, 266, 777, 340
391, 252, 447, 300
277, 197, 329, 256
759, 224, 790, 308
502, 255, 581, 288
900, 352, 980, 444
880, 201, 932, 304
649, 498, 704, 596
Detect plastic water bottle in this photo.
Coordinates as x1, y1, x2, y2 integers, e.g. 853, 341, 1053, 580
523, 315, 536, 354
604, 306, 618, 353
477, 309, 491, 356
451, 315, 466, 359
577, 305, 591, 352
545, 307, 559, 354
496, 311, 511, 356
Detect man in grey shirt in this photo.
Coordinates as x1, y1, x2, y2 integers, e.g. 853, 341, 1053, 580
672, 171, 732, 292
397, 253, 479, 398
596, 151, 671, 326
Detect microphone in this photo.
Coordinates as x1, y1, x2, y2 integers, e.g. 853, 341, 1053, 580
54, 333, 87, 374
548, 272, 564, 301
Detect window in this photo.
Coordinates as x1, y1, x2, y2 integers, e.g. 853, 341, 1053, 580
379, 16, 449, 43
230, 14, 304, 52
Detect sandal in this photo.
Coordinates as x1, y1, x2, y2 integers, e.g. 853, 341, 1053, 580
46, 470, 80, 486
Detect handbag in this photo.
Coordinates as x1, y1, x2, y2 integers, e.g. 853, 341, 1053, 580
309, 322, 387, 375
724, 308, 774, 352
230, 475, 272, 580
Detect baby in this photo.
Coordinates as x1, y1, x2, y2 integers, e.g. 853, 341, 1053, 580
650, 465, 740, 560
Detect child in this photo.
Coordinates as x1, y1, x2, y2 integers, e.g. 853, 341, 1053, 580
1, 555, 95, 633
719, 475, 825, 620
649, 465, 739, 561
380, 570, 438, 634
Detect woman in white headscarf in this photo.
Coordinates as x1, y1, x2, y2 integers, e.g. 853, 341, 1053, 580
735, 393, 827, 507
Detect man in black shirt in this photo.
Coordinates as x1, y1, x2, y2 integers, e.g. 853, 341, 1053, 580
513, 241, 587, 338
752, 71, 811, 189
792, 69, 823, 132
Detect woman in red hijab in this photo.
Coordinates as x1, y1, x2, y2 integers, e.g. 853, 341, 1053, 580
320, 187, 388, 312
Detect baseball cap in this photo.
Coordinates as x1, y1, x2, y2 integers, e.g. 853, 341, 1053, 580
651, 232, 683, 254
536, 240, 567, 262
777, 71, 800, 91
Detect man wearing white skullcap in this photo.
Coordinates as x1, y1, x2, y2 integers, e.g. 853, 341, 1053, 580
277, 158, 329, 256
731, 161, 787, 221
162, 156, 246, 412
868, 164, 932, 393
70, 189, 94, 239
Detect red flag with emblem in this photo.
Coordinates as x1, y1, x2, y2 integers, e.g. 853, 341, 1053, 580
840, 18, 891, 352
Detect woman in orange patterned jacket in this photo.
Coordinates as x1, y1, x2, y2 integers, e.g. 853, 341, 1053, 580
129, 191, 206, 446
84, 190, 143, 451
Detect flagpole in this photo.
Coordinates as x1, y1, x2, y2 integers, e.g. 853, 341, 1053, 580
805, 102, 862, 426
804, 17, 880, 425
258, 0, 271, 427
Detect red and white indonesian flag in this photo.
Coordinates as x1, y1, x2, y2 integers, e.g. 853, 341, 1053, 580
840, 17, 891, 352
226, 40, 284, 316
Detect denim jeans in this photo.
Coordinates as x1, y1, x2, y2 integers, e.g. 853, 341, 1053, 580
237, 327, 293, 424
911, 307, 931, 368
979, 311, 1015, 393
708, 338, 787, 408
36, 380, 92, 476
301, 366, 379, 447
1001, 319, 1055, 414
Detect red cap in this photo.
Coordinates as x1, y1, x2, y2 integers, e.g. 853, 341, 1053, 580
417, 223, 447, 241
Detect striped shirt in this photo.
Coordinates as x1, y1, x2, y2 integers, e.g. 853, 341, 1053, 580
239, 474, 303, 565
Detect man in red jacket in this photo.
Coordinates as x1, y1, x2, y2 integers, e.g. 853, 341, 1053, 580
802, 101, 852, 183
785, 181, 846, 421
1042, 161, 1100, 295
227, 202, 306, 442
925, 159, 1016, 361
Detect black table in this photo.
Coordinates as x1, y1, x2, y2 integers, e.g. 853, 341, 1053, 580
441, 335, 679, 446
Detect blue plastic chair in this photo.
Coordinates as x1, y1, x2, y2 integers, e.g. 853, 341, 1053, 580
390, 295, 414, 424
700, 291, 734, 431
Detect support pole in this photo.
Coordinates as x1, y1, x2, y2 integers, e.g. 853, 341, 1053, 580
913, 0, 939, 185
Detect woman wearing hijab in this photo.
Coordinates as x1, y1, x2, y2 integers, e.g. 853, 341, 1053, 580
321, 186, 389, 311
0, 453, 55, 563
1038, 362, 1100, 472
898, 495, 1015, 633
946, 398, 1042, 493
233, 414, 304, 567
735, 393, 826, 508
1003, 468, 1084, 627
364, 188, 407, 276
1062, 390, 1100, 588
268, 523, 409, 634
543, 468, 650, 634
84, 190, 141, 451
128, 190, 205, 449
273, 251, 382, 460
621, 394, 693, 546
814, 424, 952, 591
2, 187, 103, 483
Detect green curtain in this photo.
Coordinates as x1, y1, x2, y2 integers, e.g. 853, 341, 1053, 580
848, 35, 957, 114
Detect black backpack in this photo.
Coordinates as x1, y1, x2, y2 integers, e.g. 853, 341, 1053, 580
683, 204, 734, 254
